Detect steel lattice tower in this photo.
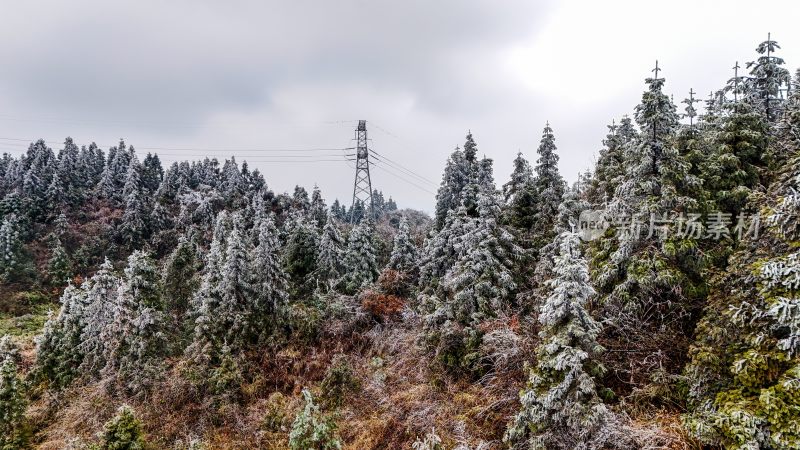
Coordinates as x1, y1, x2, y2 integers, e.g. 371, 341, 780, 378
350, 120, 374, 222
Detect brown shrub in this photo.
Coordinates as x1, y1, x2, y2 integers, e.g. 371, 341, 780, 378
360, 290, 405, 323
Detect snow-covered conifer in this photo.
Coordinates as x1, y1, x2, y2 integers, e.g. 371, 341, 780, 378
249, 214, 288, 335
340, 220, 378, 293
79, 259, 120, 377
314, 213, 344, 290
505, 232, 608, 450
387, 216, 417, 273
119, 155, 149, 247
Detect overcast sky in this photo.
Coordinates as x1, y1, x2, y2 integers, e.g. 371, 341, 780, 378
2, 0, 800, 212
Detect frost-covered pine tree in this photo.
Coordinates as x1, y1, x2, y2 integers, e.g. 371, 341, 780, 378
47, 236, 72, 286
505, 232, 608, 450
0, 350, 29, 450
119, 155, 150, 247
387, 216, 417, 273
702, 73, 770, 218
0, 213, 25, 281
530, 123, 565, 252
434, 134, 480, 229
102, 251, 166, 395
442, 190, 519, 326
340, 220, 378, 294
186, 213, 228, 368
289, 389, 342, 450
35, 283, 88, 388
314, 213, 344, 291
745, 34, 791, 122
531, 185, 588, 304
217, 214, 255, 348
503, 151, 533, 205
282, 213, 320, 295
585, 118, 634, 207
249, 214, 288, 336
310, 185, 327, 228
418, 205, 472, 292
162, 233, 201, 314
591, 65, 703, 390
79, 258, 121, 377
684, 96, 800, 450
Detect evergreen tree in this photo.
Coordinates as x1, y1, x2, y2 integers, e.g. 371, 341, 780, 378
119, 156, 149, 247
592, 66, 703, 390
684, 112, 800, 450
703, 83, 770, 219
530, 123, 565, 252
505, 232, 608, 450
282, 214, 320, 296
79, 259, 121, 377
289, 389, 342, 450
441, 191, 519, 326
35, 283, 88, 388
102, 251, 166, 395
340, 220, 378, 293
162, 234, 201, 314
141, 152, 163, 195
0, 353, 30, 450
746, 34, 791, 122
310, 185, 327, 227
101, 404, 147, 450
434, 135, 478, 230
249, 214, 288, 336
186, 213, 228, 368
0, 214, 26, 281
503, 151, 533, 205
314, 213, 344, 291
387, 216, 417, 273
47, 237, 72, 286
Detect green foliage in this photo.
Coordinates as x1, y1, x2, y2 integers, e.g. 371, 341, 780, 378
288, 389, 341, 450
319, 354, 360, 409
100, 405, 147, 450
0, 354, 30, 450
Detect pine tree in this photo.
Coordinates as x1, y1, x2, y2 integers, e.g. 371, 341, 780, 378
282, 214, 320, 296
47, 237, 72, 286
503, 151, 533, 205
505, 232, 608, 450
102, 251, 166, 395
703, 82, 770, 218
310, 185, 327, 227
217, 214, 254, 349
79, 259, 120, 377
35, 283, 88, 388
119, 156, 149, 247
289, 389, 342, 450
314, 213, 344, 291
101, 404, 147, 450
586, 118, 634, 206
530, 123, 565, 252
387, 216, 417, 273
186, 213, 228, 369
0, 353, 30, 450
503, 152, 538, 230
434, 135, 479, 229
0, 214, 26, 281
683, 108, 800, 450
746, 34, 791, 122
591, 66, 704, 390
249, 214, 288, 337
340, 220, 378, 294
442, 191, 519, 326
162, 234, 201, 314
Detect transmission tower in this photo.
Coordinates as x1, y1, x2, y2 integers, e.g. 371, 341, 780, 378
350, 120, 374, 222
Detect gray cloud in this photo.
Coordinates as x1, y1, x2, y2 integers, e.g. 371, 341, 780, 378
1, 0, 799, 211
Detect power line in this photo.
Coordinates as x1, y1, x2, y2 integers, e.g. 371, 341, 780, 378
369, 149, 438, 186
371, 160, 436, 195
0, 137, 353, 153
